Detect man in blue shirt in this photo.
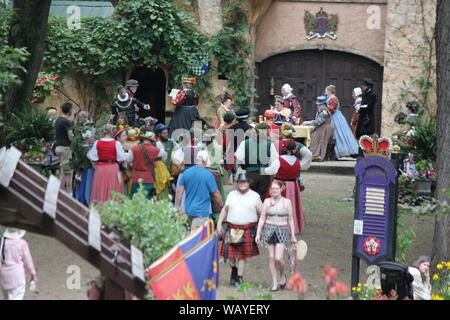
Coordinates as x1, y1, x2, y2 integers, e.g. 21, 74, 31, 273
176, 150, 223, 231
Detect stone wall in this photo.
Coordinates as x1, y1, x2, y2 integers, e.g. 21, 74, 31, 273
255, 1, 387, 64
381, 0, 437, 136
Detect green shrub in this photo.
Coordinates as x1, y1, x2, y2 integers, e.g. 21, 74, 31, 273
96, 186, 188, 265
400, 118, 436, 162
5, 108, 55, 144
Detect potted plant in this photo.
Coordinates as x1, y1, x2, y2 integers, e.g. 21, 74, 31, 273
414, 160, 436, 195
32, 72, 61, 104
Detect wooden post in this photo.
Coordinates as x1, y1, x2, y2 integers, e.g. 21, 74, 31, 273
104, 277, 125, 300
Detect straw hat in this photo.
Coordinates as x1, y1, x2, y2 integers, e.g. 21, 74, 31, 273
3, 228, 26, 239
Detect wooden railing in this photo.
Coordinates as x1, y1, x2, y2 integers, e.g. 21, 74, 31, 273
0, 147, 147, 299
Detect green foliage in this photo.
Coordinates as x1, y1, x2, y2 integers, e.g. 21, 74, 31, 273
395, 210, 416, 264
32, 72, 61, 103
226, 282, 273, 300
411, 188, 450, 218
397, 118, 437, 162
96, 185, 188, 265
5, 108, 55, 144
211, 1, 257, 112
0, 8, 29, 106
43, 0, 211, 115
431, 262, 450, 300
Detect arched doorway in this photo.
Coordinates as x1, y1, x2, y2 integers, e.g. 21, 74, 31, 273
256, 50, 384, 133
129, 66, 166, 124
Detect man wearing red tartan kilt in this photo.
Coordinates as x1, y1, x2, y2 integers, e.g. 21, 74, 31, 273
217, 173, 262, 285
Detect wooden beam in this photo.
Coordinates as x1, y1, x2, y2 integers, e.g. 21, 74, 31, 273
0, 155, 148, 299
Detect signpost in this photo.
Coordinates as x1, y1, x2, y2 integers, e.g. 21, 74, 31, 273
351, 136, 400, 295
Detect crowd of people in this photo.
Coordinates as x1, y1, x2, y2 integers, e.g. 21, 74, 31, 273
47, 76, 384, 290
1, 75, 436, 300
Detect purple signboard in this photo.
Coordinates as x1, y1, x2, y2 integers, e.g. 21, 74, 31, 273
353, 156, 397, 264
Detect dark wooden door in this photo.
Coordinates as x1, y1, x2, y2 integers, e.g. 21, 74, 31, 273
256, 50, 383, 133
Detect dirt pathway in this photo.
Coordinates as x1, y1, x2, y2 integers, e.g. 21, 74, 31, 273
1, 165, 436, 300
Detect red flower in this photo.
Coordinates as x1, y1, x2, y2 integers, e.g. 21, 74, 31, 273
31, 99, 38, 103
49, 76, 58, 80
49, 87, 54, 91
330, 281, 348, 297
287, 272, 308, 295
323, 264, 338, 285
36, 83, 42, 87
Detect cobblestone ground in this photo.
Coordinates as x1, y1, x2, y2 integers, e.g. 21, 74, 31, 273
2, 166, 436, 300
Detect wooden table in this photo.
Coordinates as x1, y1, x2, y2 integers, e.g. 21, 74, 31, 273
292, 125, 314, 147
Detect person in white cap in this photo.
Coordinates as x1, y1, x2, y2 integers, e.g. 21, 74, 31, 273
281, 84, 302, 123
351, 87, 363, 140
0, 228, 37, 300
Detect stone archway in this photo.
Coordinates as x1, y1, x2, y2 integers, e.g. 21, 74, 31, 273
256, 49, 384, 133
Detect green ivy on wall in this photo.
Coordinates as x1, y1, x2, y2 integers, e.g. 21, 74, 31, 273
211, 0, 257, 113
43, 0, 211, 115
2, 0, 258, 118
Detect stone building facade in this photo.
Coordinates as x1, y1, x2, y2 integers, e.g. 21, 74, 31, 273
194, 0, 436, 136
42, 0, 436, 137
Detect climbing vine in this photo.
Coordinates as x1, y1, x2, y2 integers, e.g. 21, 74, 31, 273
43, 0, 211, 116
211, 0, 257, 112
2, 0, 258, 118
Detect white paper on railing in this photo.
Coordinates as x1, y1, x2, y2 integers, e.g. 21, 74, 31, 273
131, 245, 145, 282
0, 147, 22, 188
43, 175, 60, 218
88, 209, 101, 252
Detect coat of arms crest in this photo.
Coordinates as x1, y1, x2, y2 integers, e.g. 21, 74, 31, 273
304, 7, 338, 40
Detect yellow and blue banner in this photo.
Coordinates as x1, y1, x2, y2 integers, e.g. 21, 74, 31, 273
147, 219, 218, 300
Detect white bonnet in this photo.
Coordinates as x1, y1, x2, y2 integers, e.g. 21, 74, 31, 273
282, 84, 293, 94
353, 87, 362, 96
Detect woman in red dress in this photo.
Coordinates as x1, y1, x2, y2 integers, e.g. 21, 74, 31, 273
87, 124, 126, 204
272, 141, 304, 234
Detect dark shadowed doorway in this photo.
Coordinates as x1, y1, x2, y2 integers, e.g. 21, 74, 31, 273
129, 66, 166, 124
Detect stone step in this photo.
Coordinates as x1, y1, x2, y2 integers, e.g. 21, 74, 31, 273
306, 158, 356, 176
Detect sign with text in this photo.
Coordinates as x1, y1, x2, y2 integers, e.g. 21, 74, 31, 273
353, 156, 397, 264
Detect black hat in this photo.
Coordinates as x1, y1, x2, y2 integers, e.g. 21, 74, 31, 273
236, 173, 249, 182
362, 78, 374, 87
235, 109, 250, 119
126, 79, 139, 86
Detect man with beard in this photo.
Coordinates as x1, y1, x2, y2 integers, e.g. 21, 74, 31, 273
155, 123, 179, 174
110, 86, 150, 127
355, 78, 378, 139
217, 173, 262, 285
